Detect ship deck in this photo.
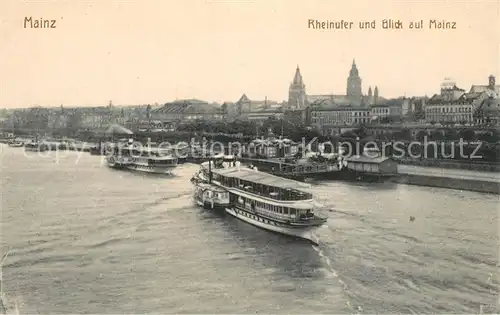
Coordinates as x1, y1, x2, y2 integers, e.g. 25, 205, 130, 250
211, 167, 312, 191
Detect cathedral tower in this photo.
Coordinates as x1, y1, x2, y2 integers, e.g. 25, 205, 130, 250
288, 65, 307, 109
346, 59, 362, 98
489, 75, 496, 89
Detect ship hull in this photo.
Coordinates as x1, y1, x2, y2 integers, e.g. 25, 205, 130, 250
225, 206, 320, 245
106, 157, 177, 174
24, 147, 46, 152
195, 199, 228, 212
107, 161, 129, 169
125, 164, 176, 174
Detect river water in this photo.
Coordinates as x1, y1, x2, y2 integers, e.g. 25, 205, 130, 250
1, 145, 498, 314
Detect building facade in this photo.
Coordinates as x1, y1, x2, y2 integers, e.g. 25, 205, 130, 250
473, 97, 500, 126
424, 79, 494, 124
310, 99, 370, 134
469, 75, 500, 96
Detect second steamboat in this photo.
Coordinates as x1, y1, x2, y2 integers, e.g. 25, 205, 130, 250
107, 142, 178, 174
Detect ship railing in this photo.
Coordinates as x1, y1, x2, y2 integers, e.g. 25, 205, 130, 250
248, 188, 312, 201
230, 186, 309, 201
256, 208, 290, 221
235, 186, 312, 201
296, 213, 327, 223
256, 208, 322, 224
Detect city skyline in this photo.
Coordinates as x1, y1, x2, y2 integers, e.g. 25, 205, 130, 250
1, 0, 499, 108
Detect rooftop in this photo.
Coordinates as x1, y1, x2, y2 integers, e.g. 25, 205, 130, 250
212, 167, 311, 191
474, 97, 500, 116
152, 99, 220, 115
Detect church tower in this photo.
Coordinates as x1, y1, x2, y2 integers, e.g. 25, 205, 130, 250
489, 75, 496, 89
374, 86, 379, 105
368, 86, 373, 105
346, 59, 362, 98
288, 65, 307, 109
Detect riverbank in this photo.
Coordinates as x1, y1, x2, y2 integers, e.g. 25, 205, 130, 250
392, 173, 500, 194
395, 164, 500, 194
397, 157, 500, 172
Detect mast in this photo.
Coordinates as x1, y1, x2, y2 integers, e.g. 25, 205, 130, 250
10, 115, 14, 135
208, 155, 212, 183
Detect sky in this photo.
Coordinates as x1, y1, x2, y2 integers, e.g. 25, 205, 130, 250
0, 0, 499, 108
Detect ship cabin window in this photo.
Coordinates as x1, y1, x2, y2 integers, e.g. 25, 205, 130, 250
283, 189, 307, 201
230, 194, 237, 203
224, 177, 230, 186
284, 207, 289, 214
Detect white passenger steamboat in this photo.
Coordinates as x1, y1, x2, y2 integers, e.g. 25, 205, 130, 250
194, 158, 328, 245
106, 141, 178, 174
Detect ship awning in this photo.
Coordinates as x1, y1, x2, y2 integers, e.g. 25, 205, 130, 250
212, 167, 311, 190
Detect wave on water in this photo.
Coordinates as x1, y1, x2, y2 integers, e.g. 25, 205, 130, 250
311, 244, 363, 315
1, 293, 21, 315
2, 152, 499, 314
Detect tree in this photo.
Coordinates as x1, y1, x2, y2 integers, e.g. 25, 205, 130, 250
221, 103, 228, 117
415, 130, 427, 142
477, 132, 495, 143
392, 128, 412, 141
66, 112, 82, 130
352, 127, 368, 139
459, 129, 476, 142
430, 130, 444, 141
444, 129, 459, 141
492, 129, 500, 142
340, 131, 357, 139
